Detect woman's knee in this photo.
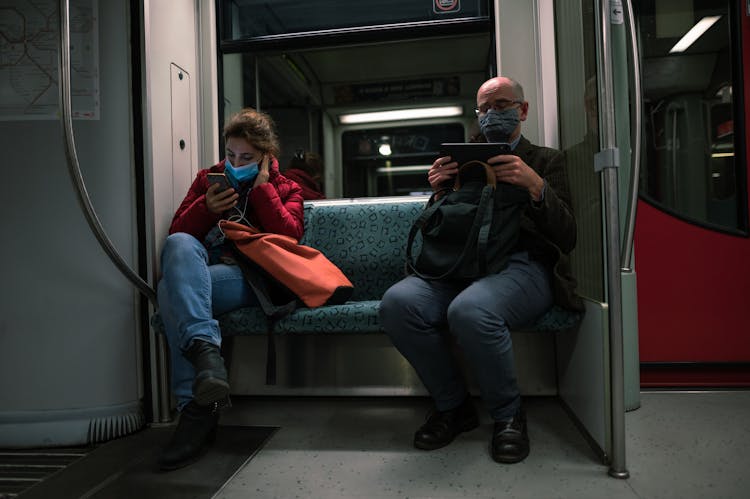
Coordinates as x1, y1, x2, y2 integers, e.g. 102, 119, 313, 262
161, 233, 206, 268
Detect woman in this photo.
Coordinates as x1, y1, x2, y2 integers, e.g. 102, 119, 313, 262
283, 150, 326, 200
157, 108, 303, 470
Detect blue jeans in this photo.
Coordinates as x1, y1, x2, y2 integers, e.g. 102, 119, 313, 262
379, 251, 552, 421
157, 232, 258, 410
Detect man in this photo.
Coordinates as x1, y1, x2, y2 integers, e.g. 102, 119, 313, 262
379, 76, 583, 464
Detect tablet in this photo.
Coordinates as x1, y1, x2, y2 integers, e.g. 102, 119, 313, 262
439, 142, 511, 165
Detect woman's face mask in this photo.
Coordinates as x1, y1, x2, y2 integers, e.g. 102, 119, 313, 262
478, 108, 520, 143
224, 157, 259, 188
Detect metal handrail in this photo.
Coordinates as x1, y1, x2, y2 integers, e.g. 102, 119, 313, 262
620, 0, 643, 272
58, 0, 158, 307
598, 0, 629, 479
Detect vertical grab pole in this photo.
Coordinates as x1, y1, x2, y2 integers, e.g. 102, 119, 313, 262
598, 0, 629, 478
493, 0, 502, 76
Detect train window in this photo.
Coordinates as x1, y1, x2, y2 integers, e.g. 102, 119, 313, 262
555, 2, 605, 301
219, 0, 489, 41
636, 0, 747, 234
341, 123, 465, 198
217, 0, 493, 200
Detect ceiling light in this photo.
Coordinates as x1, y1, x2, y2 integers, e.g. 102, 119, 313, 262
339, 106, 463, 124
669, 16, 721, 53
378, 144, 392, 156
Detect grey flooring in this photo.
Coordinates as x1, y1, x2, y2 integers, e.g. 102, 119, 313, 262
12, 426, 276, 499
214, 390, 750, 499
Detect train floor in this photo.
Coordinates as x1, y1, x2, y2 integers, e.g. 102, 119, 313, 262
10, 390, 750, 499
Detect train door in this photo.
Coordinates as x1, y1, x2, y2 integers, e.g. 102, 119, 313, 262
634, 0, 750, 385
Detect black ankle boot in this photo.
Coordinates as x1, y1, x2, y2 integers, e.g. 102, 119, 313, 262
185, 340, 230, 406
158, 400, 220, 471
414, 397, 479, 450
491, 407, 529, 464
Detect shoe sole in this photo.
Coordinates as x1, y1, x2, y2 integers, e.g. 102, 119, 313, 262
158, 431, 217, 471
491, 446, 530, 464
159, 448, 207, 471
413, 417, 480, 451
490, 433, 530, 464
192, 376, 230, 406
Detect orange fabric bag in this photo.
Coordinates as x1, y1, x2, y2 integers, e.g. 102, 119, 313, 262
219, 220, 353, 309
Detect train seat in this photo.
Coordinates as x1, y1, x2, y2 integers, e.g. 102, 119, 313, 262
151, 197, 582, 396
151, 197, 581, 337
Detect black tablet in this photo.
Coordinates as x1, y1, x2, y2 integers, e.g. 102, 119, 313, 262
439, 142, 512, 165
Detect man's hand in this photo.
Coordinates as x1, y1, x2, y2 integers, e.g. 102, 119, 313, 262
427, 155, 459, 191
488, 154, 545, 201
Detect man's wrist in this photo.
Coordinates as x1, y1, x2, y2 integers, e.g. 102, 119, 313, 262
530, 178, 546, 203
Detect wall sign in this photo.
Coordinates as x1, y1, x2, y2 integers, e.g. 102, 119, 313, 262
434, 0, 460, 15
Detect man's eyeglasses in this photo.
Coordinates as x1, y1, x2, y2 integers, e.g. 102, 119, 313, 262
475, 99, 523, 116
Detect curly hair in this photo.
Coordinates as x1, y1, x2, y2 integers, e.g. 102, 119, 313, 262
223, 108, 280, 157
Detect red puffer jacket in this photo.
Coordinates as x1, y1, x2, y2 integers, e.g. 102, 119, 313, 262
169, 157, 304, 242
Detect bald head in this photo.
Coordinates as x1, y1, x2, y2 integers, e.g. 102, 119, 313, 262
477, 77, 525, 103
476, 76, 528, 141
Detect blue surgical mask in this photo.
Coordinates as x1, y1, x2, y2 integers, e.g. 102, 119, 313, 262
224, 157, 259, 188
478, 108, 520, 143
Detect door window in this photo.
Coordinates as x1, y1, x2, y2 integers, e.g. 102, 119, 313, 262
637, 0, 747, 233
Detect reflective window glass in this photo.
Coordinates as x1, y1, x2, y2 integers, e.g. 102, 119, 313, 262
341, 124, 464, 197
220, 0, 489, 41
555, 2, 604, 301
637, 0, 746, 233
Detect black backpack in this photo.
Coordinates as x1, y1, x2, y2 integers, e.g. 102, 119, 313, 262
406, 160, 528, 281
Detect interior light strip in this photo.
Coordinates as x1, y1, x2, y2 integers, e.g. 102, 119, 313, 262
669, 16, 722, 53
375, 165, 432, 173
339, 106, 463, 124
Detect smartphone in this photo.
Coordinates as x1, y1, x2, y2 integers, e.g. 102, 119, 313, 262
207, 172, 231, 192
439, 142, 512, 165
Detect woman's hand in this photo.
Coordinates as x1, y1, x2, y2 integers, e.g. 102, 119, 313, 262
253, 155, 271, 188
205, 183, 238, 214
427, 155, 458, 191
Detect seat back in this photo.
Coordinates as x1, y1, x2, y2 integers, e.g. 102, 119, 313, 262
300, 197, 427, 301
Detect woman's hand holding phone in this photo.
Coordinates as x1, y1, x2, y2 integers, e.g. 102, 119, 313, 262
206, 173, 238, 214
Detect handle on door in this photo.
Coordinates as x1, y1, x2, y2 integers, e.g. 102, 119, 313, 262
58, 0, 158, 306
620, 0, 643, 272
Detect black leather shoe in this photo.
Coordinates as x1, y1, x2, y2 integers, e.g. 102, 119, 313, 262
185, 340, 230, 406
491, 408, 529, 464
414, 398, 479, 450
158, 400, 220, 471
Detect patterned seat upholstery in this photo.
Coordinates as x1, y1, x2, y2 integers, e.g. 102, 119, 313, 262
150, 197, 582, 336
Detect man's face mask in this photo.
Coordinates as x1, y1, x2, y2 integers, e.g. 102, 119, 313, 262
224, 157, 259, 189
478, 108, 520, 143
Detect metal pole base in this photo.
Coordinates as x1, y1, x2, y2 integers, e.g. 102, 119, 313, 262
608, 468, 630, 479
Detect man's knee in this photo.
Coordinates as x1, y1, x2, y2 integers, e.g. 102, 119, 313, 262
447, 299, 512, 350
379, 282, 411, 330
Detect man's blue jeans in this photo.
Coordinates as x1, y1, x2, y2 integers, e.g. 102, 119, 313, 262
379, 251, 552, 421
157, 233, 258, 410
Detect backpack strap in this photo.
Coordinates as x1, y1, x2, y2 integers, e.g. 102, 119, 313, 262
406, 169, 497, 280
230, 243, 297, 385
